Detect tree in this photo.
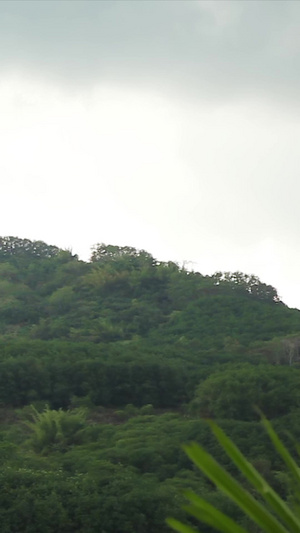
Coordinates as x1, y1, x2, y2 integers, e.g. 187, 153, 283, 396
190, 364, 300, 420
212, 271, 280, 303
0, 236, 61, 260
280, 336, 300, 366
90, 243, 155, 270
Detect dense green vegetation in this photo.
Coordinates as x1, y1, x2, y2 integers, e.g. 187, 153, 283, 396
1, 236, 300, 532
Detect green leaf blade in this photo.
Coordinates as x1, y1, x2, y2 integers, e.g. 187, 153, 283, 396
261, 416, 300, 486
166, 517, 201, 533
184, 442, 289, 533
209, 421, 300, 533
184, 490, 248, 533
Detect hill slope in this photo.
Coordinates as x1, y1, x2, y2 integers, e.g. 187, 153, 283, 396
1, 237, 300, 533
0, 236, 299, 346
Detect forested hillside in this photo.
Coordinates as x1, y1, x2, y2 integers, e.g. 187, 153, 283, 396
1, 236, 300, 532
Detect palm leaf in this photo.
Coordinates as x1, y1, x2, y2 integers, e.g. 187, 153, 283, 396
166, 518, 202, 533
184, 441, 289, 533
208, 420, 300, 532
183, 490, 248, 533
168, 417, 300, 533
260, 416, 300, 486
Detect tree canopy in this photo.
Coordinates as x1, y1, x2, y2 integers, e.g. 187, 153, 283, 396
0, 236, 300, 533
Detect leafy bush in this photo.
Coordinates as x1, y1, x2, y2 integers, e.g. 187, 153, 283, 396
26, 406, 87, 454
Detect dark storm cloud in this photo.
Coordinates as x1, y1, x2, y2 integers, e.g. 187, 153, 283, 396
0, 0, 299, 102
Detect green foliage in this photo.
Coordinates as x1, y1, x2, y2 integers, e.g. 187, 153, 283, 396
1, 236, 300, 532
213, 271, 280, 302
25, 406, 87, 454
168, 418, 300, 533
190, 364, 300, 420
0, 236, 298, 345
0, 236, 61, 261
90, 243, 154, 268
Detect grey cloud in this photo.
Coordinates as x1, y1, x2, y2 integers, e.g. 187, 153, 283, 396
0, 1, 300, 103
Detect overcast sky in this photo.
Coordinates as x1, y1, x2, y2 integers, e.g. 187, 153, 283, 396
1, 0, 300, 307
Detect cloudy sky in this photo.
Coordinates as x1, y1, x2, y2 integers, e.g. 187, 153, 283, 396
1, 1, 300, 307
